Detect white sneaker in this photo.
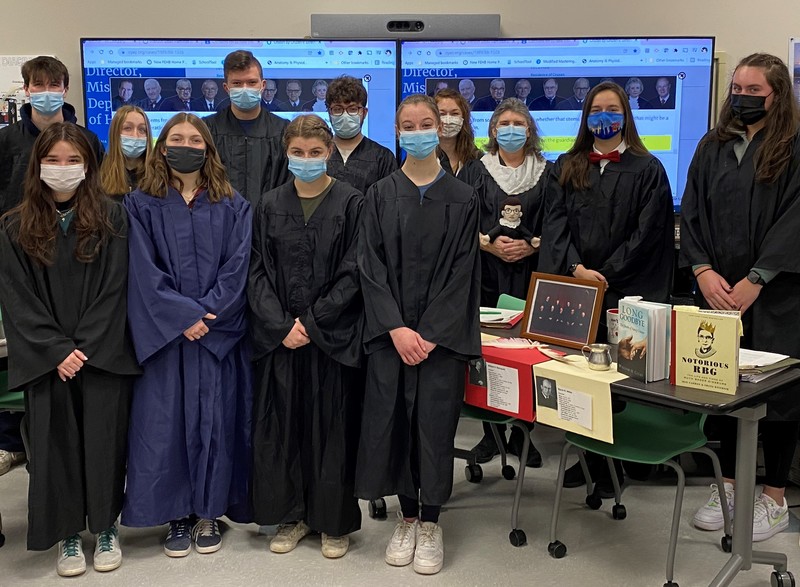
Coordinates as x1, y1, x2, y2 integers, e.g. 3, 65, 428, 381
0, 449, 25, 476
57, 534, 86, 577
269, 521, 311, 553
413, 521, 444, 575
93, 524, 122, 572
752, 493, 789, 542
384, 515, 417, 567
693, 482, 734, 531
321, 533, 349, 559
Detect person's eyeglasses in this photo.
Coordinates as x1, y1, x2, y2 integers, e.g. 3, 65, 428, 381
329, 105, 363, 116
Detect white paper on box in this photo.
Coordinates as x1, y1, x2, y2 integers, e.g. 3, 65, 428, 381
486, 362, 519, 414
556, 386, 593, 430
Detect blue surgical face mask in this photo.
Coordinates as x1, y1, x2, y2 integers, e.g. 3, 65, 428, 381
288, 155, 328, 183
120, 135, 147, 158
29, 91, 64, 116
228, 87, 262, 111
399, 129, 439, 160
495, 125, 528, 153
330, 113, 362, 139
587, 111, 625, 140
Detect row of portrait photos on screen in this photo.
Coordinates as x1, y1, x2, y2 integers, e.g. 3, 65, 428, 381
107, 74, 678, 116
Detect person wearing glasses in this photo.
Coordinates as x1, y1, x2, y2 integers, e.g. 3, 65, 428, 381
557, 78, 592, 110
325, 75, 397, 196
473, 79, 507, 112
284, 80, 304, 111
261, 79, 287, 112
159, 79, 194, 111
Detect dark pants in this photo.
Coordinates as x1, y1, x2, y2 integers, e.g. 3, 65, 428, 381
0, 411, 24, 452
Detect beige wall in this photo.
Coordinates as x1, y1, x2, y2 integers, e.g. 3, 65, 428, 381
3, 0, 798, 123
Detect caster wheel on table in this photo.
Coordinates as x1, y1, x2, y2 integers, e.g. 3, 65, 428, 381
368, 498, 387, 520
547, 540, 567, 558
771, 571, 796, 587
586, 493, 602, 510
465, 464, 483, 483
612, 504, 627, 520
509, 529, 527, 547
721, 534, 732, 553
502, 465, 516, 480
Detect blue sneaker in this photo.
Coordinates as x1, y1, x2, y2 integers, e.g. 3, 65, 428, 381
164, 518, 193, 558
192, 518, 222, 554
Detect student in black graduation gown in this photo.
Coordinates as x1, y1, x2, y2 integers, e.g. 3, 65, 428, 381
325, 75, 397, 195
434, 89, 482, 180
0, 122, 139, 576
356, 94, 481, 576
539, 81, 673, 495
99, 105, 152, 201
249, 114, 364, 559
462, 97, 551, 468
681, 53, 800, 542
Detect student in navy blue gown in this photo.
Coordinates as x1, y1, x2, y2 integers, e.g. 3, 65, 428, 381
356, 95, 481, 576
249, 115, 364, 559
434, 88, 482, 180
539, 81, 673, 495
681, 53, 800, 543
325, 75, 397, 195
0, 122, 139, 576
462, 98, 551, 468
122, 113, 253, 559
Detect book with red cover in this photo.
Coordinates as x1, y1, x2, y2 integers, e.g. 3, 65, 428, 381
481, 312, 524, 329
464, 346, 552, 422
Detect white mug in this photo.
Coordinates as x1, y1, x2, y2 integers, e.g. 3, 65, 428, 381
607, 308, 620, 344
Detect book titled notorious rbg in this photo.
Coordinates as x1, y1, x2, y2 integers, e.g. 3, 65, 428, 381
671, 307, 741, 394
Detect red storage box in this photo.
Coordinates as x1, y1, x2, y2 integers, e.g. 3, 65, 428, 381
464, 346, 552, 422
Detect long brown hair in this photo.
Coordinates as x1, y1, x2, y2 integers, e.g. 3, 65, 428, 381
100, 105, 152, 196
139, 113, 233, 202
10, 122, 112, 266
485, 98, 543, 158
559, 82, 649, 190
705, 53, 800, 183
434, 89, 482, 163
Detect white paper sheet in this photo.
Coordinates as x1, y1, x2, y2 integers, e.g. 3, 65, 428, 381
739, 348, 790, 368
556, 386, 593, 430
486, 362, 519, 414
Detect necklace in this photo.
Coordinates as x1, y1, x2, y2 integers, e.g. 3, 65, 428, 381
56, 207, 74, 220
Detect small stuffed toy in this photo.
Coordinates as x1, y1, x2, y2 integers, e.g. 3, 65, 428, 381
480, 196, 541, 248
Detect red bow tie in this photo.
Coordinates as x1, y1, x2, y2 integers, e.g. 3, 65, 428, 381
588, 150, 621, 164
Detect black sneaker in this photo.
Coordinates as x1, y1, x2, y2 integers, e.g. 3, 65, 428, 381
470, 433, 502, 464
562, 461, 588, 488
164, 518, 193, 558
507, 427, 542, 468
594, 460, 625, 499
192, 518, 222, 554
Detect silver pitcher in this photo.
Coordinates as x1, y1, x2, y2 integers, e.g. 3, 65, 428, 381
581, 343, 612, 371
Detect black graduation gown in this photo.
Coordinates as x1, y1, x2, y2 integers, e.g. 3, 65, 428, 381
539, 151, 674, 320
355, 170, 481, 505
326, 136, 398, 196
680, 130, 800, 419
463, 158, 551, 306
249, 179, 365, 535
0, 202, 140, 550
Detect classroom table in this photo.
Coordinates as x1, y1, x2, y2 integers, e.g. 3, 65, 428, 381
607, 368, 800, 586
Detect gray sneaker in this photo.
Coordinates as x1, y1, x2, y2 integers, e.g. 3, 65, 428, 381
0, 449, 26, 476
269, 521, 311, 553
93, 524, 122, 572
57, 534, 86, 577
413, 522, 444, 575
164, 518, 193, 558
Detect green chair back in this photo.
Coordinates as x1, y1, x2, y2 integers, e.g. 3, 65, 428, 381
0, 370, 25, 412
497, 294, 526, 311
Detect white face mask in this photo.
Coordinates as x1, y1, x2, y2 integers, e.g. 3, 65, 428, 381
440, 114, 464, 138
40, 164, 85, 193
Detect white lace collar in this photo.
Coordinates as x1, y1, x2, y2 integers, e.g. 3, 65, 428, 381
480, 152, 547, 195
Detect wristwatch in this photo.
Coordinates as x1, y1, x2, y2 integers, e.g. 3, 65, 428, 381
746, 270, 766, 286
568, 262, 580, 275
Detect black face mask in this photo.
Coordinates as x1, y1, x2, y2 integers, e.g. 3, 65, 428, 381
730, 93, 770, 126
165, 146, 206, 173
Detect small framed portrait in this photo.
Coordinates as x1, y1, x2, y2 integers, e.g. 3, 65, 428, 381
535, 375, 558, 410
520, 272, 606, 349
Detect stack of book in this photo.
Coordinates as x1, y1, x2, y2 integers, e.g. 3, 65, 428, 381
616, 297, 671, 383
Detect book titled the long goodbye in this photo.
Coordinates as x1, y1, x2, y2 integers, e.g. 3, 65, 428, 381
672, 306, 741, 394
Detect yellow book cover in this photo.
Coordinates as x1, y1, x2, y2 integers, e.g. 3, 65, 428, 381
673, 307, 741, 394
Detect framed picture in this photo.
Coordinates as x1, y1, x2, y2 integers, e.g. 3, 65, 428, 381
790, 38, 800, 106
520, 272, 606, 349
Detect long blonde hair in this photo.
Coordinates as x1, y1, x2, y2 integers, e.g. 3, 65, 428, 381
100, 105, 152, 196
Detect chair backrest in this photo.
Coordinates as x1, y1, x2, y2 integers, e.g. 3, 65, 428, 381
0, 371, 25, 412
497, 294, 526, 311
616, 401, 707, 445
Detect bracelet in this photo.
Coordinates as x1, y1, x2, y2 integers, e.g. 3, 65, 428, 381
694, 267, 712, 278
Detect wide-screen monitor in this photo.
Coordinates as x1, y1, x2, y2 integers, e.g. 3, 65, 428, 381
401, 37, 715, 210
80, 38, 398, 152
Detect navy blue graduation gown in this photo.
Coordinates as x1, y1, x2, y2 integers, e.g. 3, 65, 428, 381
121, 187, 253, 526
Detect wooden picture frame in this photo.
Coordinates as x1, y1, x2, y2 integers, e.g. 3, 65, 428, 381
520, 272, 606, 349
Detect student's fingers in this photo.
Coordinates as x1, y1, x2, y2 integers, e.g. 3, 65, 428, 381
715, 287, 738, 310
204, 313, 217, 320
74, 350, 88, 361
